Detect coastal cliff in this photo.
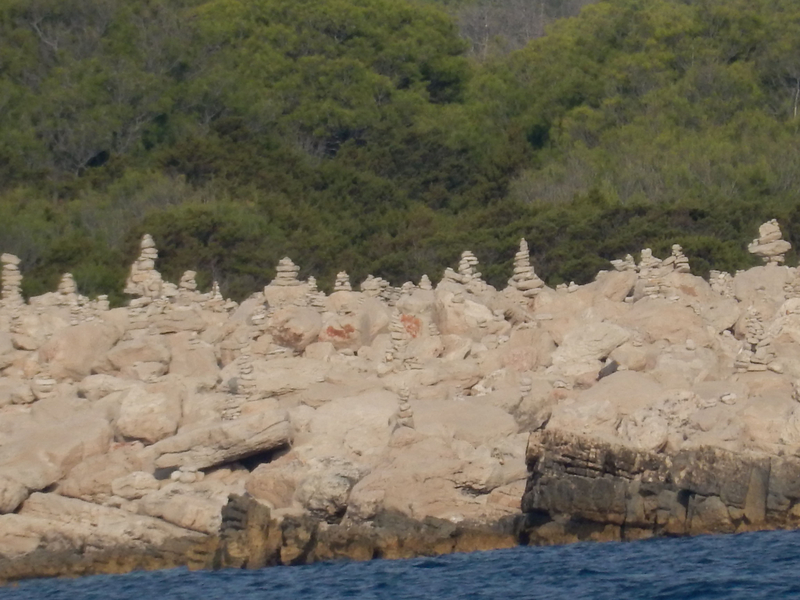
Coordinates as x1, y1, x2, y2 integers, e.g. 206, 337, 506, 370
2, 222, 800, 581
522, 429, 800, 544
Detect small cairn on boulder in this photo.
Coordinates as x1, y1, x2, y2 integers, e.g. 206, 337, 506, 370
668, 244, 691, 273
735, 308, 780, 373
386, 309, 409, 368
272, 257, 302, 287
507, 239, 544, 298
637, 248, 665, 298
519, 377, 533, 401
334, 271, 352, 292
457, 251, 481, 283
1, 253, 24, 309
394, 386, 415, 430
784, 269, 800, 299
709, 270, 734, 297
748, 219, 791, 265
205, 281, 226, 312
305, 276, 327, 310
179, 270, 198, 295
31, 366, 57, 401
610, 254, 636, 272
57, 273, 84, 325
224, 344, 256, 420
361, 275, 389, 299
125, 234, 163, 299
418, 274, 433, 291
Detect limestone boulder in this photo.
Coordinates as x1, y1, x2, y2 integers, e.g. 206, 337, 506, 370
738, 392, 796, 453
38, 321, 121, 381
733, 266, 791, 321
593, 270, 637, 302
306, 390, 398, 459
139, 480, 232, 534
318, 315, 362, 351
441, 334, 472, 361
96, 335, 171, 378
0, 331, 15, 369
0, 476, 27, 514
245, 357, 328, 396
180, 390, 226, 427
295, 458, 369, 522
304, 341, 335, 361
0, 416, 113, 503
268, 307, 323, 352
547, 371, 666, 440
615, 298, 711, 347
246, 455, 306, 509
609, 342, 651, 371
405, 335, 445, 361
166, 333, 220, 391
346, 436, 470, 523
500, 327, 556, 371
0, 378, 34, 406
77, 374, 134, 402
550, 322, 630, 377
58, 443, 149, 501
434, 290, 506, 341
150, 306, 208, 334
116, 386, 181, 444
13, 492, 202, 553
648, 346, 723, 389
111, 471, 161, 500
150, 408, 292, 470
413, 399, 518, 446
395, 288, 436, 318
359, 298, 393, 343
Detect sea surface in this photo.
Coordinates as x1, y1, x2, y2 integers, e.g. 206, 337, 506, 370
6, 529, 800, 599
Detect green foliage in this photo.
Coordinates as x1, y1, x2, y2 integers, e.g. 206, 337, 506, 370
2, 0, 800, 301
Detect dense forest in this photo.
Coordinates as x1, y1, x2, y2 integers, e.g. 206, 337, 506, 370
2, 0, 800, 303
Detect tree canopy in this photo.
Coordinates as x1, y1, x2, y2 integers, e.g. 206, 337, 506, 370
1, 0, 799, 302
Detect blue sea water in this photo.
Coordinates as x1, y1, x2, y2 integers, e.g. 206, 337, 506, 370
6, 529, 800, 600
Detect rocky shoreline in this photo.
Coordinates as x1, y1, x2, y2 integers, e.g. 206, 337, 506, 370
3, 221, 800, 582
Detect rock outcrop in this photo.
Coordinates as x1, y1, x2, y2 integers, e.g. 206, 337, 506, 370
1, 222, 800, 581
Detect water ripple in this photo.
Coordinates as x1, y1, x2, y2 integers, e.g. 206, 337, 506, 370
7, 529, 800, 599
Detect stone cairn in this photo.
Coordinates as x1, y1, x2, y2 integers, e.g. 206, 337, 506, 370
748, 219, 791, 265
735, 308, 781, 373
125, 234, 163, 299
31, 367, 57, 401
334, 271, 352, 292
666, 244, 691, 273
1, 253, 24, 310
507, 239, 544, 298
205, 282, 226, 312
224, 344, 256, 420
57, 273, 85, 325
272, 257, 302, 287
305, 276, 327, 310
637, 249, 665, 298
419, 275, 433, 291
610, 254, 636, 272
386, 310, 409, 369
394, 386, 415, 430
709, 270, 734, 297
361, 275, 389, 299
519, 377, 532, 401
179, 271, 198, 297
458, 251, 481, 283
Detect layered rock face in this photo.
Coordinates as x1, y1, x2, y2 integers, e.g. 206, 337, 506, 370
521, 429, 794, 544
2, 222, 800, 580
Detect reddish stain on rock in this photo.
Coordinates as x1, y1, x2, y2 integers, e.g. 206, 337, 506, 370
325, 324, 356, 339
400, 314, 422, 338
